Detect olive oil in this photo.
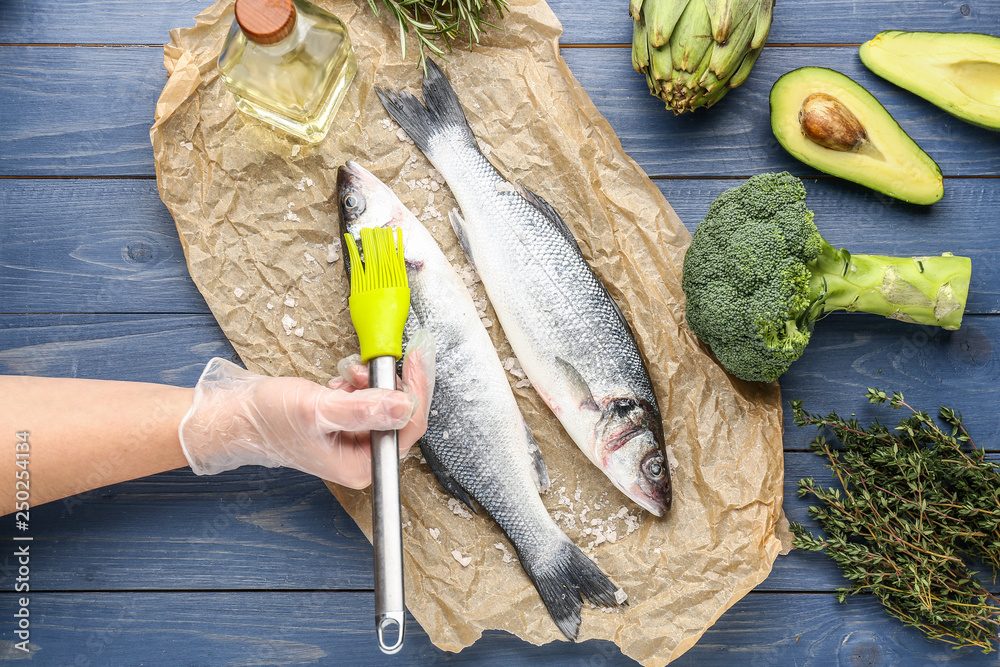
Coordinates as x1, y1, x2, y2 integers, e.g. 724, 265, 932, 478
219, 0, 357, 143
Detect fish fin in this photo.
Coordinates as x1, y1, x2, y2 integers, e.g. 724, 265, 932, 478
375, 59, 476, 156
524, 425, 550, 492
448, 209, 475, 268
554, 357, 599, 412
418, 440, 478, 514
516, 183, 580, 250
517, 536, 623, 641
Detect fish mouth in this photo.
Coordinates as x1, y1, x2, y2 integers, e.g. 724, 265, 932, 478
597, 426, 670, 516
625, 483, 667, 516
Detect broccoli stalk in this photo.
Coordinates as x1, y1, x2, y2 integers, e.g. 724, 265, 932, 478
808, 240, 969, 330
682, 172, 971, 383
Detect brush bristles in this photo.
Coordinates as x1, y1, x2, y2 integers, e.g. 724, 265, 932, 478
345, 227, 408, 295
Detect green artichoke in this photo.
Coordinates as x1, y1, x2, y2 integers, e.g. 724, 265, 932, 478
631, 0, 775, 113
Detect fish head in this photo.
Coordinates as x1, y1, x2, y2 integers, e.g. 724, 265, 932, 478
337, 161, 427, 278
593, 397, 671, 516
336, 161, 406, 236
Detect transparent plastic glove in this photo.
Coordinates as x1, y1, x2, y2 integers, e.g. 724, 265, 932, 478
178, 330, 435, 488
334, 330, 436, 454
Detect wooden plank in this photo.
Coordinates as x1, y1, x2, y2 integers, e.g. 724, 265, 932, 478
3, 178, 996, 314
0, 452, 994, 594
0, 0, 997, 46
0, 179, 209, 314
3, 46, 999, 177
0, 47, 162, 177
1, 310, 997, 443
5, 591, 998, 665
553, 0, 1000, 46
0, 314, 236, 385
567, 46, 1000, 178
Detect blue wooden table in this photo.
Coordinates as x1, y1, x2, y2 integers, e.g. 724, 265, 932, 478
2, 1, 998, 664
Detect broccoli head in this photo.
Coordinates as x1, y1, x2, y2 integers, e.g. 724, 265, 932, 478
682, 172, 972, 383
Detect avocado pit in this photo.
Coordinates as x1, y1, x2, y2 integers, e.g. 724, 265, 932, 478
799, 93, 871, 153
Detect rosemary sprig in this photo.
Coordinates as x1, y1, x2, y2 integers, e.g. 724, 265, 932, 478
366, 0, 509, 71
791, 388, 1000, 653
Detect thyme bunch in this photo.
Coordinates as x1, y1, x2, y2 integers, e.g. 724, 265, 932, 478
791, 389, 1000, 653
366, 0, 509, 70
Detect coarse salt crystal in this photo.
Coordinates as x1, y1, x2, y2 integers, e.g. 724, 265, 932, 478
447, 498, 473, 520
614, 588, 628, 605
494, 542, 516, 564
285, 211, 300, 221
304, 252, 318, 265
326, 240, 341, 263
428, 527, 440, 541
515, 379, 532, 389
451, 550, 473, 568
294, 327, 304, 338
284, 296, 297, 307
291, 145, 301, 157
180, 141, 194, 151
665, 446, 679, 475
233, 287, 244, 298
266, 302, 274, 310
281, 314, 297, 336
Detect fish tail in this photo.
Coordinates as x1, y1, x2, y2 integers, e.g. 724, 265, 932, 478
375, 59, 477, 156
519, 537, 623, 641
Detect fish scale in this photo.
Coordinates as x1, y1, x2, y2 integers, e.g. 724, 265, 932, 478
337, 161, 621, 641
377, 60, 672, 516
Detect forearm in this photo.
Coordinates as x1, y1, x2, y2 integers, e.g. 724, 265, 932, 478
0, 376, 193, 514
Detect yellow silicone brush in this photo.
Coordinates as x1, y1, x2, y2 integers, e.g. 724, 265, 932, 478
343, 226, 410, 655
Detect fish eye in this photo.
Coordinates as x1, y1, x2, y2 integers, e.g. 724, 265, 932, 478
644, 457, 664, 480
341, 192, 366, 218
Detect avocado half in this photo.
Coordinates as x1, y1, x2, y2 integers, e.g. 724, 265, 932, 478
770, 67, 943, 205
861, 31, 1000, 131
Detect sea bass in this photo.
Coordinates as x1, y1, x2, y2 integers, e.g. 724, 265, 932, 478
376, 61, 672, 516
337, 161, 621, 640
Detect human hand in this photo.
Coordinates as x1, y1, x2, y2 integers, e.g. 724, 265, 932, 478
178, 330, 435, 488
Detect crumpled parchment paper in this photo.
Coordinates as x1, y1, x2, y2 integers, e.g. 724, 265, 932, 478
151, 1, 786, 664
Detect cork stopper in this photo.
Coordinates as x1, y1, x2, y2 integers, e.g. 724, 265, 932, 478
235, 0, 297, 45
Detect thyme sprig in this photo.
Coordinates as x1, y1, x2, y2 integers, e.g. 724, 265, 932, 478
366, 0, 509, 71
791, 389, 1000, 653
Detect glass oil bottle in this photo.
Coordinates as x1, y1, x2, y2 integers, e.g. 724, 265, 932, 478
218, 0, 358, 143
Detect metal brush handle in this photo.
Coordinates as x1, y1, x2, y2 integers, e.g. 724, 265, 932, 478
369, 355, 405, 655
